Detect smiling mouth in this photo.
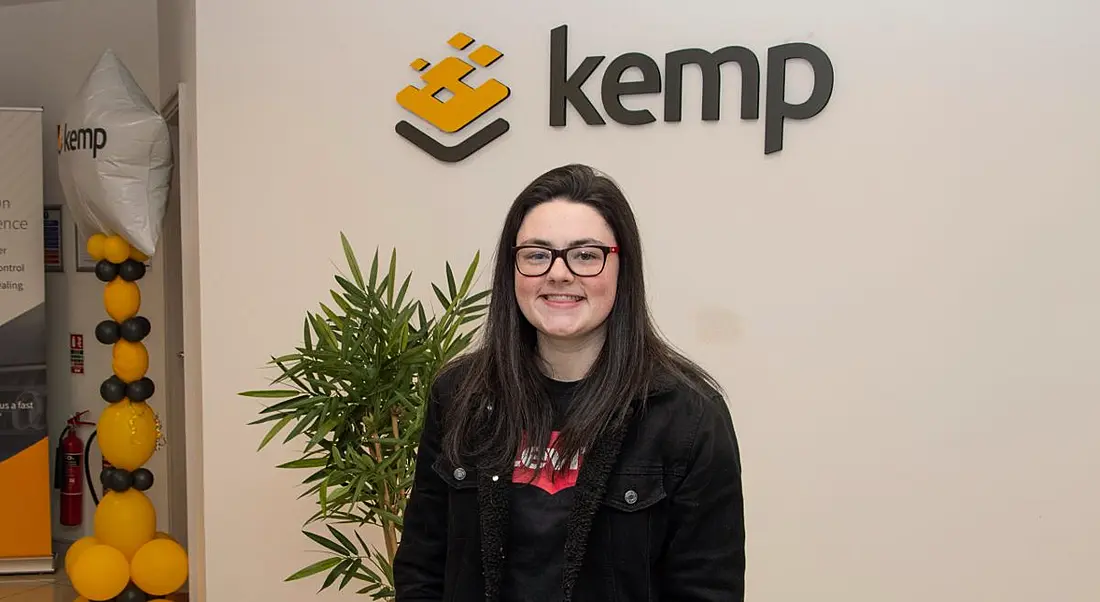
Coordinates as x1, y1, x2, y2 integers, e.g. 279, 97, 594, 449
541, 294, 585, 304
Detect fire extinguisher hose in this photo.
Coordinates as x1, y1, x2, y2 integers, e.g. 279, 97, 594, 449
84, 429, 101, 506
52, 425, 70, 492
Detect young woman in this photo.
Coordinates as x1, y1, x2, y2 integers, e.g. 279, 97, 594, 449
393, 164, 745, 602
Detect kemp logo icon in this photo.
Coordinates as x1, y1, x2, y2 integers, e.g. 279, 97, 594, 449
396, 32, 511, 163
57, 123, 108, 159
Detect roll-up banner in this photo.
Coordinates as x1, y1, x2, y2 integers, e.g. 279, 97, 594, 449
0, 107, 52, 574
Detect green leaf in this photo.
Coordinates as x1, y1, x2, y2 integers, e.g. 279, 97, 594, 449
386, 248, 398, 307
284, 408, 320, 443
303, 529, 349, 555
246, 412, 291, 426
318, 303, 344, 331
354, 530, 371, 556
321, 558, 351, 590
374, 507, 404, 528
445, 261, 457, 299
286, 557, 342, 582
356, 582, 383, 595
303, 316, 314, 351
272, 357, 310, 391
394, 272, 413, 311
459, 251, 480, 297
330, 289, 354, 315
239, 389, 300, 399
277, 456, 327, 470
310, 314, 340, 350
462, 289, 492, 305
368, 247, 380, 291
432, 283, 449, 310
305, 418, 342, 453
327, 524, 358, 554
340, 232, 365, 289
257, 415, 294, 451
254, 394, 317, 414
341, 558, 363, 589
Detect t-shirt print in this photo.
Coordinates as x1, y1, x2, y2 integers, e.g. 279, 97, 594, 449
512, 431, 583, 495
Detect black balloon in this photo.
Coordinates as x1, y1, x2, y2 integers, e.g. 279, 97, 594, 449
100, 376, 127, 403
118, 259, 147, 282
94, 259, 118, 282
102, 468, 133, 492
132, 468, 154, 491
126, 377, 155, 402
120, 316, 151, 342
94, 320, 121, 345
116, 583, 148, 602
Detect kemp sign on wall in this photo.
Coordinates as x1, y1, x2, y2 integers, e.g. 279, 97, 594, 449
395, 24, 835, 163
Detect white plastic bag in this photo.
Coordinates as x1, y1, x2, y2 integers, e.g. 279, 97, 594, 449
58, 48, 172, 258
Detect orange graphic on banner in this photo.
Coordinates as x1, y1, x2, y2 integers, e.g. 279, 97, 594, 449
0, 438, 53, 558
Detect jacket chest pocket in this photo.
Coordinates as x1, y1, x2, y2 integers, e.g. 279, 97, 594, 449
432, 457, 480, 537
602, 471, 667, 513
595, 471, 667, 599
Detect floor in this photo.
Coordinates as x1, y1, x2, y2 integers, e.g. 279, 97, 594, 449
0, 573, 187, 601
0, 573, 78, 601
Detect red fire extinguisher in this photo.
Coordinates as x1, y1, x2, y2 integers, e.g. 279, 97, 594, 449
54, 411, 96, 527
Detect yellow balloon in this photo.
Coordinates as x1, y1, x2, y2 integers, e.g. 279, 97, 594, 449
130, 538, 189, 596
69, 543, 129, 600
130, 247, 149, 262
97, 399, 157, 471
104, 277, 141, 322
103, 235, 131, 263
93, 489, 156, 560
112, 340, 149, 382
86, 233, 107, 261
64, 536, 99, 576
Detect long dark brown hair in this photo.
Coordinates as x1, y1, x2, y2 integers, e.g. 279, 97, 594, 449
440, 163, 719, 472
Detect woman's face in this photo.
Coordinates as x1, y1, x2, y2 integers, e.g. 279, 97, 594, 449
514, 199, 619, 343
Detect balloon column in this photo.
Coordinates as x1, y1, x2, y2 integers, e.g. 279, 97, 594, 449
62, 233, 188, 602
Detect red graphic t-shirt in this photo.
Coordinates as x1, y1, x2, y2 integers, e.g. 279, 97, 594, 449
501, 376, 584, 602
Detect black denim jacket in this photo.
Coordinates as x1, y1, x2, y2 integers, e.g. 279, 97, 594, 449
393, 368, 746, 602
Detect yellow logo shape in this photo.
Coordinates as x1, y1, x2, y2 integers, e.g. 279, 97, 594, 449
397, 32, 509, 134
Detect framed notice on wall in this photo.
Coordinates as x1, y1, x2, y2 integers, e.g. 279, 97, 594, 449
75, 222, 153, 272
74, 223, 96, 272
43, 205, 62, 272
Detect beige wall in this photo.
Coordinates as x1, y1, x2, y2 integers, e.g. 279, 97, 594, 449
0, 0, 173, 542
190, 1, 1100, 600
157, 0, 183, 105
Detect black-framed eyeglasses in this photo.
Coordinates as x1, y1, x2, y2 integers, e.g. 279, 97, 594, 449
513, 245, 619, 277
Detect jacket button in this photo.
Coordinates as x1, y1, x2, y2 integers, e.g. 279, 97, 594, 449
454, 467, 466, 481
624, 489, 639, 505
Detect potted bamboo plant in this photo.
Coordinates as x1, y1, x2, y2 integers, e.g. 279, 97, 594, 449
241, 233, 488, 599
